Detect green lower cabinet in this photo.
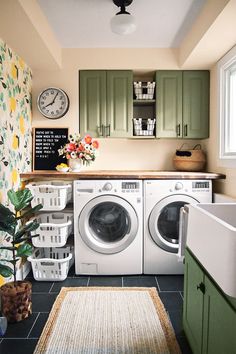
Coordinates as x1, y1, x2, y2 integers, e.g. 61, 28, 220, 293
183, 249, 204, 354
183, 249, 236, 354
202, 276, 236, 354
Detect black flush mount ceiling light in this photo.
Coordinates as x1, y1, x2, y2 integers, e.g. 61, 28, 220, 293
110, 0, 136, 35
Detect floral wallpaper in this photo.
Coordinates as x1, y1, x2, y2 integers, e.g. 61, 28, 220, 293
0, 38, 32, 286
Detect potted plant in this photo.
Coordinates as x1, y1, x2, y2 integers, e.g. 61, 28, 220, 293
0, 188, 42, 323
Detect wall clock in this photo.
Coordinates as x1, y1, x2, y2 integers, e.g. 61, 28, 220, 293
37, 87, 69, 119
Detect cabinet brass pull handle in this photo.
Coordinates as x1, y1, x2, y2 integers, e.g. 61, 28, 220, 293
176, 124, 181, 136
97, 125, 104, 137
102, 124, 105, 137
184, 124, 188, 137
197, 282, 205, 294
105, 124, 110, 137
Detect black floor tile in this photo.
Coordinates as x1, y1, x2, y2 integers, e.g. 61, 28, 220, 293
68, 264, 76, 277
0, 338, 38, 354
177, 335, 193, 354
3, 313, 39, 338
159, 291, 183, 312
28, 313, 49, 339
123, 275, 157, 288
88, 276, 122, 287
51, 277, 89, 293
156, 275, 184, 292
31, 293, 57, 312
168, 310, 185, 337
31, 281, 54, 293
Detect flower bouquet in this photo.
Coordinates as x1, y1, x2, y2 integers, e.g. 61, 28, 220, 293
58, 134, 99, 171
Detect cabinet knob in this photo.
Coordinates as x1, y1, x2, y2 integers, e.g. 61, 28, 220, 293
197, 282, 205, 294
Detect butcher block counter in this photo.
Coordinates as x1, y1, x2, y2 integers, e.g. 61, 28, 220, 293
20, 170, 225, 181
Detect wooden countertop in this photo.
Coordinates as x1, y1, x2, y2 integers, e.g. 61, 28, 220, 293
20, 170, 226, 180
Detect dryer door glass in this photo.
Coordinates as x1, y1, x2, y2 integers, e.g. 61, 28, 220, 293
79, 195, 138, 254
149, 195, 198, 253
89, 202, 130, 243
158, 201, 185, 245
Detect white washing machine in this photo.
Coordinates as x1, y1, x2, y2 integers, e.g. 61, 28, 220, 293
74, 180, 143, 275
144, 180, 212, 274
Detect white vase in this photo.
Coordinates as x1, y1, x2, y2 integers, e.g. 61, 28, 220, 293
68, 158, 82, 172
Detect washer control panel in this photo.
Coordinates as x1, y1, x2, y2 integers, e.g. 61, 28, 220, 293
122, 181, 140, 193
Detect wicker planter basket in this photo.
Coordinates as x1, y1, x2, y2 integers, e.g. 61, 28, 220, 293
173, 144, 206, 172
0, 281, 32, 323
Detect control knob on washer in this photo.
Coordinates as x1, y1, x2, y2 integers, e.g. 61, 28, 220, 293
175, 182, 183, 190
103, 182, 113, 191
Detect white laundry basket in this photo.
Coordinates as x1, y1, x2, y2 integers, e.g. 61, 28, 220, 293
31, 211, 73, 248
26, 181, 72, 211
28, 246, 74, 281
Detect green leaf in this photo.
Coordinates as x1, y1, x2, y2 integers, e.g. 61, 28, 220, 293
14, 219, 39, 241
16, 233, 40, 243
7, 188, 34, 212
16, 243, 33, 257
0, 204, 16, 235
0, 264, 13, 278
18, 203, 43, 219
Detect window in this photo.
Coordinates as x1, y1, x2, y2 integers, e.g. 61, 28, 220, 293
218, 45, 236, 165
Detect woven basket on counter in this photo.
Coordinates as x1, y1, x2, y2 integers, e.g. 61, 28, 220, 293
173, 144, 206, 172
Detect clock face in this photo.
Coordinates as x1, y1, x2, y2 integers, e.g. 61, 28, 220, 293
37, 87, 69, 119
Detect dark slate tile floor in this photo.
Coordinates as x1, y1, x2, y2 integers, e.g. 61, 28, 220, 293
0, 267, 192, 354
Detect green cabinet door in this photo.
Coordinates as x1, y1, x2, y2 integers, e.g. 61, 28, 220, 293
80, 70, 133, 138
156, 71, 182, 138
183, 249, 205, 354
107, 70, 133, 138
183, 71, 209, 139
184, 249, 236, 354
156, 70, 209, 139
202, 276, 236, 354
79, 70, 106, 137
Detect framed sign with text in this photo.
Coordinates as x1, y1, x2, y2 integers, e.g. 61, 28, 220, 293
33, 127, 68, 171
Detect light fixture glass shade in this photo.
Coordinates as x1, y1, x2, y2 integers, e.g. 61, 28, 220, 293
110, 13, 136, 35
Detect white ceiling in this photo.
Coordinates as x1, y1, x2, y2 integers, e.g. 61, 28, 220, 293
37, 0, 207, 48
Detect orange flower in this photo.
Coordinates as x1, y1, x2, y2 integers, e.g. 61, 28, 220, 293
67, 143, 76, 151
84, 135, 92, 144
92, 140, 99, 149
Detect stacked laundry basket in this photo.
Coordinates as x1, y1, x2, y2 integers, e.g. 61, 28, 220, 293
26, 181, 74, 281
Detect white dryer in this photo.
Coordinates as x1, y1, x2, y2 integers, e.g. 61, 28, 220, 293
144, 180, 212, 274
74, 180, 142, 275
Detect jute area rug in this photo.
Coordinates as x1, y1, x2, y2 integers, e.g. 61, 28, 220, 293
34, 287, 181, 354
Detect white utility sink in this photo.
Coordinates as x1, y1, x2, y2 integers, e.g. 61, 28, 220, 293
186, 203, 236, 298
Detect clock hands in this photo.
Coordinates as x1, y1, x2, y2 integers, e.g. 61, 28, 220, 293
51, 91, 59, 105
42, 92, 59, 109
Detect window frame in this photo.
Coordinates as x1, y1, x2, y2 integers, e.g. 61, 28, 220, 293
218, 45, 236, 167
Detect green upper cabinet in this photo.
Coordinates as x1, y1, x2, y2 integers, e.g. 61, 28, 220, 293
79, 70, 133, 138
183, 249, 236, 354
156, 70, 209, 139
156, 71, 182, 138
79, 71, 106, 137
183, 71, 209, 139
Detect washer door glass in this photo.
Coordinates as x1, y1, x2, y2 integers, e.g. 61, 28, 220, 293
149, 195, 198, 253
79, 195, 138, 254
